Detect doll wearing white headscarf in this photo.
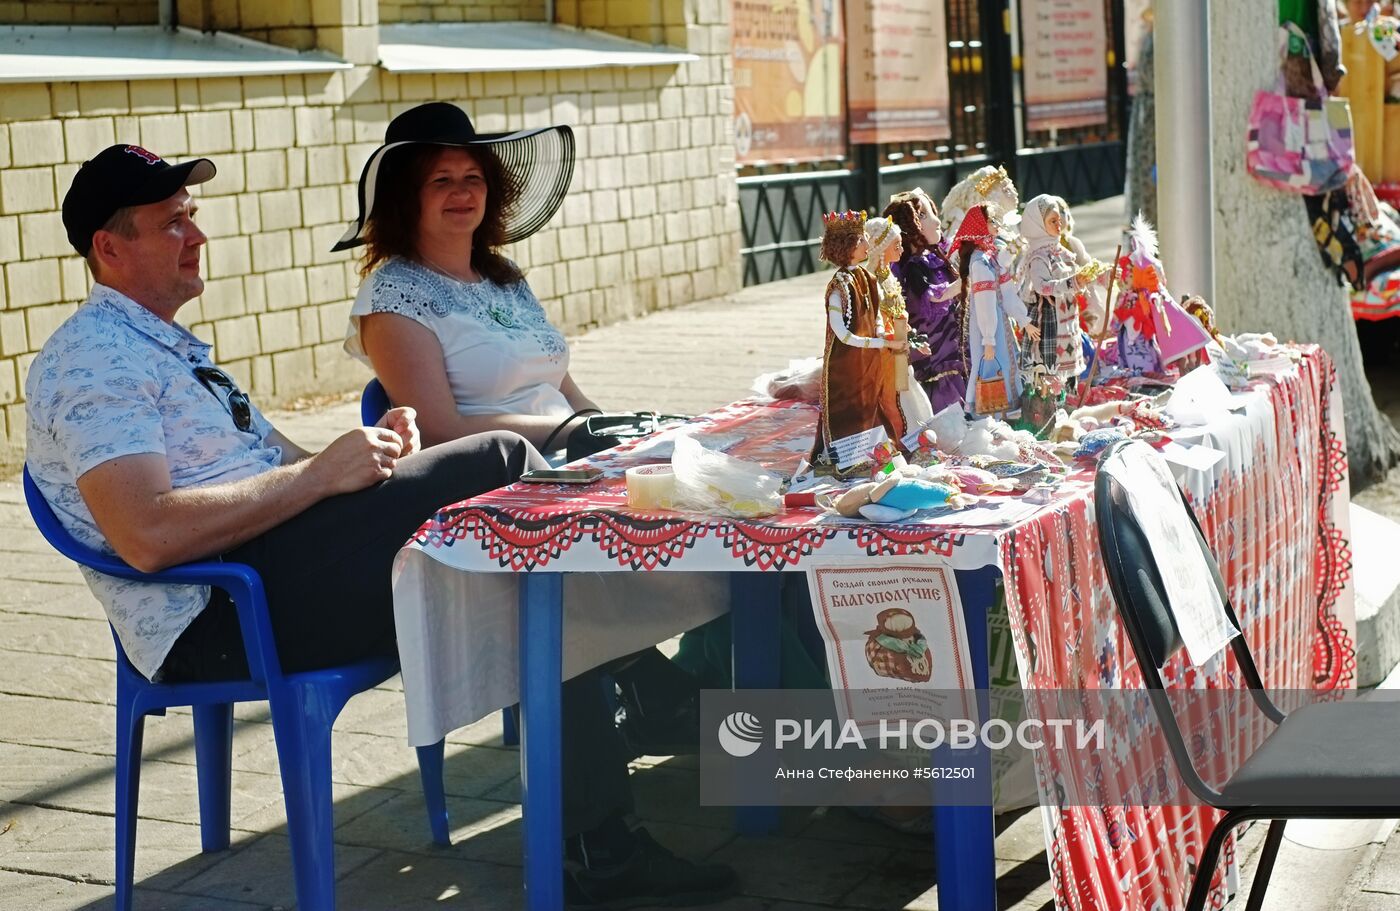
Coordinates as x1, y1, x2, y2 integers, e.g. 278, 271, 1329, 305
1017, 195, 1086, 383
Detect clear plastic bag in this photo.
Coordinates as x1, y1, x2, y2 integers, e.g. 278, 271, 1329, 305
751, 356, 823, 403
671, 434, 783, 518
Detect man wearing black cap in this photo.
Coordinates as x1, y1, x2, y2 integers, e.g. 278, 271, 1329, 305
26, 143, 542, 684
25, 145, 739, 910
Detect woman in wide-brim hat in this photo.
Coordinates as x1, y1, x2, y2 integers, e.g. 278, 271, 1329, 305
339, 101, 611, 452
338, 103, 742, 908
333, 100, 574, 253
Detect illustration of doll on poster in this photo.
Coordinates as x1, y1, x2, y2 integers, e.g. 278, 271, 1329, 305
805, 559, 977, 731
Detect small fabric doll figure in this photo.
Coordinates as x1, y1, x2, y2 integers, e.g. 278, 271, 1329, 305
1112, 215, 1212, 374
1017, 195, 1088, 386
812, 210, 915, 475
883, 188, 966, 413
1059, 204, 1110, 338
953, 204, 1032, 418
864, 216, 935, 433
1176, 295, 1221, 374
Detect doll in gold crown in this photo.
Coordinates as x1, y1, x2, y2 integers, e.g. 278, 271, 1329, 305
941, 165, 1021, 241
812, 210, 917, 475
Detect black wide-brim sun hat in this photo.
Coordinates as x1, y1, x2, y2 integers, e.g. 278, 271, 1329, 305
332, 102, 575, 253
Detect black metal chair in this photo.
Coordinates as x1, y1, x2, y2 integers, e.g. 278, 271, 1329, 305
1094, 440, 1400, 911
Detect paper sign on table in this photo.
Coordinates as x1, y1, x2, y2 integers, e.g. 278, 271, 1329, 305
1103, 443, 1240, 666
1159, 440, 1227, 473
830, 426, 889, 470
806, 558, 977, 729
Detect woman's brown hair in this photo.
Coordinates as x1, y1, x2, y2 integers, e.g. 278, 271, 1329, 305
358, 144, 524, 285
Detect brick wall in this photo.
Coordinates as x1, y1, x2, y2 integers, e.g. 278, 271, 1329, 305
3, 1, 157, 24
381, 0, 546, 24
0, 0, 739, 465
173, 0, 380, 55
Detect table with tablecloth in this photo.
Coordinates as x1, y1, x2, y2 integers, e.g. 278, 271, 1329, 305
391, 344, 1354, 911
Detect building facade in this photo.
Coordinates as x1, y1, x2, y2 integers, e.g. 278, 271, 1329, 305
0, 0, 740, 465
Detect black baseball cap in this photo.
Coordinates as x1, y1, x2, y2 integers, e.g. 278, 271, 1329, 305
61, 144, 216, 256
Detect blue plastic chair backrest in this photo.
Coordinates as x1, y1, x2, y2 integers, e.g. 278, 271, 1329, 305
21, 466, 282, 685
361, 378, 390, 426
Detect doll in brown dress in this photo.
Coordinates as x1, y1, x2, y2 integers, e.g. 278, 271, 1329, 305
812, 210, 913, 475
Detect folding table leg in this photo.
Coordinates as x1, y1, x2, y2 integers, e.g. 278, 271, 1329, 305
933, 567, 999, 911
520, 572, 565, 911
730, 571, 783, 836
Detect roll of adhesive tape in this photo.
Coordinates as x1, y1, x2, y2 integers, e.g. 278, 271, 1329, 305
626, 464, 676, 509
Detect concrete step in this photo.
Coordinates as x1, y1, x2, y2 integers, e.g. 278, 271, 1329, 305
1351, 503, 1400, 688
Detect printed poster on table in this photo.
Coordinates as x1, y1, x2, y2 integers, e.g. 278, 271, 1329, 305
806, 559, 976, 730
1020, 0, 1108, 130
732, 0, 846, 163
844, 0, 951, 144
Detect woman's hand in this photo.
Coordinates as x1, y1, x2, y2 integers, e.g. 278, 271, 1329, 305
983, 344, 997, 361
1024, 324, 1042, 344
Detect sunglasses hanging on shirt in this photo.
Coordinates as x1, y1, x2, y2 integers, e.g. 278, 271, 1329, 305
193, 365, 253, 433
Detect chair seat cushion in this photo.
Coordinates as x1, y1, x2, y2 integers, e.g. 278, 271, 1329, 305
1220, 700, 1400, 806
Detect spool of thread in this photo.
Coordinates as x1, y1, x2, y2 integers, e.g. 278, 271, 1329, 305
625, 464, 676, 509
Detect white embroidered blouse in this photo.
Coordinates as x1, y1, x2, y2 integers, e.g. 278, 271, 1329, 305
345, 257, 573, 419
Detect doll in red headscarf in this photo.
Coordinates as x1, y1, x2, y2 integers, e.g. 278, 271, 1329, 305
954, 204, 1033, 417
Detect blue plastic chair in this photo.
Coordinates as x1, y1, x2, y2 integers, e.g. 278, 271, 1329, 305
359, 376, 392, 427
360, 378, 521, 750
22, 468, 450, 911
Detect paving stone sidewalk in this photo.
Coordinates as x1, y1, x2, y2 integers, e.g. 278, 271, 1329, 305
3, 196, 1397, 910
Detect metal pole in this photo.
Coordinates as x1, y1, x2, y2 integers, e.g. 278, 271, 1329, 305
159, 0, 174, 30
1153, 0, 1215, 302
980, 0, 1018, 179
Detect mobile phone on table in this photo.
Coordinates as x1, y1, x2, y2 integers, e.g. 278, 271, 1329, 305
519, 467, 604, 485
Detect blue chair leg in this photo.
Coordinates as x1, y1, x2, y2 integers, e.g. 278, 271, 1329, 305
934, 568, 1000, 911
519, 572, 565, 911
731, 571, 783, 836
502, 707, 520, 747
114, 699, 145, 911
269, 687, 339, 911
192, 703, 234, 853
416, 740, 450, 846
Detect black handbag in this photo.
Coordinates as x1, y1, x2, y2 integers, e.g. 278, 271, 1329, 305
542, 410, 690, 461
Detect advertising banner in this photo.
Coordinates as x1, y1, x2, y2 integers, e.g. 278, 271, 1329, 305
845, 0, 952, 143
1020, 0, 1108, 130
733, 0, 846, 163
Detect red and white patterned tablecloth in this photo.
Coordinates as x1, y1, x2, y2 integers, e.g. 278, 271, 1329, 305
394, 346, 1354, 911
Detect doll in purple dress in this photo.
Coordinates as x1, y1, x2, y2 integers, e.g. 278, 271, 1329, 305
883, 189, 965, 413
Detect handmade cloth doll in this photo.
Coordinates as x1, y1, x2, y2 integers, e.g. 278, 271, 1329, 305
1059, 204, 1110, 337
1014, 195, 1088, 432
812, 210, 915, 475
1112, 215, 1212, 375
884, 188, 966, 413
1176, 295, 1221, 374
864, 215, 935, 432
954, 204, 1030, 418
941, 165, 1021, 241
1017, 195, 1088, 384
